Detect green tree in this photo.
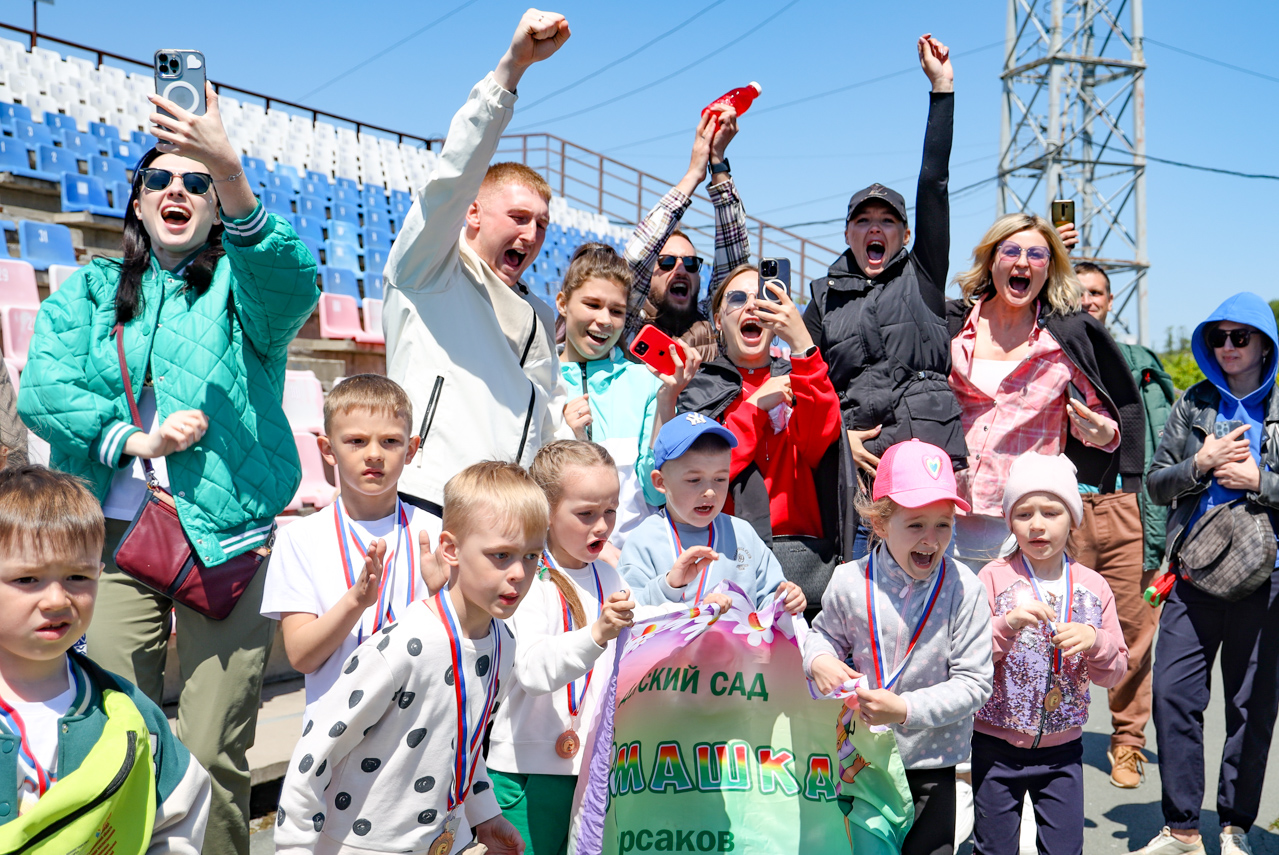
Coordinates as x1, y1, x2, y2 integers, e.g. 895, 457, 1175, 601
1159, 325, 1204, 394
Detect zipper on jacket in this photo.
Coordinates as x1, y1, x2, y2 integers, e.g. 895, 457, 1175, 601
515, 383, 536, 464
10, 732, 138, 852
519, 313, 537, 368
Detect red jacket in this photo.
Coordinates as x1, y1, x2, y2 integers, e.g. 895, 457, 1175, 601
720, 349, 842, 537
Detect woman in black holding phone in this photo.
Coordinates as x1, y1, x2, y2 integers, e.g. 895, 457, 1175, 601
18, 78, 318, 855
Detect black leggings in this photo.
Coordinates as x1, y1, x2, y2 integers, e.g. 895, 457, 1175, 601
903, 766, 957, 855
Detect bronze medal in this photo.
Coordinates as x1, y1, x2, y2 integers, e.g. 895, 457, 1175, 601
1043, 686, 1063, 712
555, 728, 581, 759
428, 829, 455, 855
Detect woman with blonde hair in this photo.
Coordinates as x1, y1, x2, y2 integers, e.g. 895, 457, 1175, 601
944, 212, 1143, 570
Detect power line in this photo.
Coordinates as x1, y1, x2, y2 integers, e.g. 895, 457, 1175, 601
518, 0, 730, 113
507, 0, 801, 132
1145, 38, 1279, 85
603, 39, 1003, 155
298, 0, 480, 101
1144, 154, 1279, 181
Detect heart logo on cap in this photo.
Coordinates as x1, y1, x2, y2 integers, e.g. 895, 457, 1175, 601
924, 456, 942, 480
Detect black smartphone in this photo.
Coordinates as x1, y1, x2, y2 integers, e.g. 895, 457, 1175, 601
1051, 199, 1075, 229
758, 257, 791, 301
154, 50, 207, 117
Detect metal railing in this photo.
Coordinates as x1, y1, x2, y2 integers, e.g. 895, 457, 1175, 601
497, 133, 841, 299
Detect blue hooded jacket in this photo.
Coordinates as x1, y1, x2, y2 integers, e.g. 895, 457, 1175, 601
1189, 292, 1279, 533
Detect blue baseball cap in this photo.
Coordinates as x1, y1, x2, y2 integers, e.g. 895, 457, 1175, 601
653, 412, 738, 469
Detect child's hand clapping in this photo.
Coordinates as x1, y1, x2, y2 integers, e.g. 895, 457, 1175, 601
351, 538, 387, 609
666, 545, 719, 590
776, 580, 806, 615
418, 531, 449, 598
854, 685, 908, 726
809, 654, 862, 697
1004, 598, 1057, 631
591, 590, 636, 646
1051, 622, 1098, 658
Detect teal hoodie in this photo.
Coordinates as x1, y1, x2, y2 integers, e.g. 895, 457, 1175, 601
560, 347, 663, 543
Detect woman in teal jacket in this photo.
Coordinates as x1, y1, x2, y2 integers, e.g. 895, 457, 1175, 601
17, 84, 318, 855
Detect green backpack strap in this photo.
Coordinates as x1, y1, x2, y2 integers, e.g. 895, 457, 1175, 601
0, 689, 156, 855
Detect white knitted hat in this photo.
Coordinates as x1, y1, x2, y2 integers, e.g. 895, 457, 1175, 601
1001, 452, 1084, 527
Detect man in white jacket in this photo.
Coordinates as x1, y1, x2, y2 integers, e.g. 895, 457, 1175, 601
383, 8, 573, 510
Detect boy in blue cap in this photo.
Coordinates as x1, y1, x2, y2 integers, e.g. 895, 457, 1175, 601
617, 412, 805, 612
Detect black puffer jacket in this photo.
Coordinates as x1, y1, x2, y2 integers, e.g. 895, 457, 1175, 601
803, 93, 967, 469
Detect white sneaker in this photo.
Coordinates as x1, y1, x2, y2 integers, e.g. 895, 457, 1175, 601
954, 776, 974, 850
1132, 827, 1206, 855
1220, 827, 1253, 855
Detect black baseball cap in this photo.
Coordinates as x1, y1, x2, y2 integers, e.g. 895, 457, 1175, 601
846, 183, 908, 224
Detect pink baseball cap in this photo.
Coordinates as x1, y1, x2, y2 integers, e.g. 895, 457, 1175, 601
872, 439, 971, 512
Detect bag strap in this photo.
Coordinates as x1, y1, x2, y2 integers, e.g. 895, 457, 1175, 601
113, 322, 157, 484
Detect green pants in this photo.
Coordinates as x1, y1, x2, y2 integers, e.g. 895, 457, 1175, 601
491, 769, 578, 855
88, 518, 274, 855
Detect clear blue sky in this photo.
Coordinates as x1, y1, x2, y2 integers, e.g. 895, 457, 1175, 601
5, 0, 1274, 345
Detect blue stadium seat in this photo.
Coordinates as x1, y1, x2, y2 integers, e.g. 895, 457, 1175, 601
326, 220, 359, 248
329, 200, 359, 224
363, 274, 384, 302
61, 174, 116, 217
319, 266, 362, 304
130, 130, 159, 150
241, 156, 269, 189
361, 184, 387, 210
0, 103, 32, 130
111, 181, 131, 212
89, 155, 128, 185
290, 214, 325, 243
335, 177, 358, 195
42, 112, 76, 133
330, 184, 355, 207
365, 207, 390, 229
364, 246, 388, 276
88, 122, 120, 142
37, 144, 79, 179
267, 170, 300, 195
12, 119, 56, 150
262, 189, 293, 217
297, 195, 326, 219
324, 241, 360, 272
18, 221, 77, 270
62, 130, 106, 158
300, 174, 329, 199
0, 140, 60, 182
390, 191, 412, 220
361, 227, 391, 251
108, 140, 143, 165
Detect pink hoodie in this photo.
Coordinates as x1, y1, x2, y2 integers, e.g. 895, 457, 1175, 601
975, 552, 1129, 749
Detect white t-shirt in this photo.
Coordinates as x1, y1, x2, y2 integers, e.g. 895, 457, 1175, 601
260, 500, 442, 715
101, 387, 170, 521
0, 661, 77, 816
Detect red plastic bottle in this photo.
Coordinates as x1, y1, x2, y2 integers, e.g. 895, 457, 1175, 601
702, 82, 762, 120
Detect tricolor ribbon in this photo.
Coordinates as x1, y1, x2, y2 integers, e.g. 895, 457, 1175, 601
0, 667, 80, 797
663, 511, 717, 603
334, 497, 416, 643
544, 550, 605, 718
1019, 555, 1075, 675
865, 548, 946, 691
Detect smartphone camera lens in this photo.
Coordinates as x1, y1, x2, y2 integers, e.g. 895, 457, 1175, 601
761, 260, 777, 277
634, 342, 649, 355
170, 59, 181, 73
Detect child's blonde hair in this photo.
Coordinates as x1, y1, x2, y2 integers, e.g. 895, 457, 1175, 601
0, 465, 104, 559
529, 440, 617, 628
323, 374, 413, 435
442, 461, 549, 546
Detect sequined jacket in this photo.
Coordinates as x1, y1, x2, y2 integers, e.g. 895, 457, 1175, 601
974, 554, 1129, 749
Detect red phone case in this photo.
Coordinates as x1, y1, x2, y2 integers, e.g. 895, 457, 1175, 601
629, 324, 679, 376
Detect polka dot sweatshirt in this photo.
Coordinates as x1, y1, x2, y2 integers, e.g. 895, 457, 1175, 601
274, 598, 513, 855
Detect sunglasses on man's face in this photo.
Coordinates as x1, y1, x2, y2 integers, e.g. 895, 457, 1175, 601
657, 255, 703, 273
137, 167, 214, 196
1207, 328, 1255, 349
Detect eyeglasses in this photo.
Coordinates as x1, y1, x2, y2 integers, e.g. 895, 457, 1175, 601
723, 290, 752, 312
657, 255, 703, 273
137, 167, 214, 196
1207, 328, 1255, 349
995, 241, 1051, 267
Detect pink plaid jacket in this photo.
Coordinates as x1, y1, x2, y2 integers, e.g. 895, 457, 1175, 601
950, 298, 1120, 516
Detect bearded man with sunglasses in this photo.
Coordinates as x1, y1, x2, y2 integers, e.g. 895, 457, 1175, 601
620, 104, 747, 363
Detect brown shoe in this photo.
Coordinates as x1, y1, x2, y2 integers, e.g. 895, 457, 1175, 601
1108, 745, 1146, 788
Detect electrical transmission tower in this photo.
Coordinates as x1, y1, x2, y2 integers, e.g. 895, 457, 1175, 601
997, 0, 1149, 345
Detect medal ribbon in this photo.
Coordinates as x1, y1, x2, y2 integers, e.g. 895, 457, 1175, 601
334, 497, 416, 643
434, 588, 502, 812
664, 511, 717, 602
1019, 555, 1074, 674
544, 551, 605, 718
865, 549, 947, 691
0, 666, 80, 797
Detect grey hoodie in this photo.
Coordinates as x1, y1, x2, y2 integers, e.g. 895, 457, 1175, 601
803, 542, 993, 769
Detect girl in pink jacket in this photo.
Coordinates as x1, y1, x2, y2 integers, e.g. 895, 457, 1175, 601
972, 452, 1129, 855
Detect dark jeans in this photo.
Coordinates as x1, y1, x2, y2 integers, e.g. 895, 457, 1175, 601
903, 766, 956, 855
1151, 570, 1279, 831
971, 732, 1084, 855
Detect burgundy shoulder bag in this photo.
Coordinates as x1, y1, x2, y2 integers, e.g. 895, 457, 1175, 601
110, 323, 270, 620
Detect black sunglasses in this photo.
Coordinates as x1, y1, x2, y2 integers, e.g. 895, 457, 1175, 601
137, 167, 214, 196
1206, 328, 1255, 349
657, 255, 703, 273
